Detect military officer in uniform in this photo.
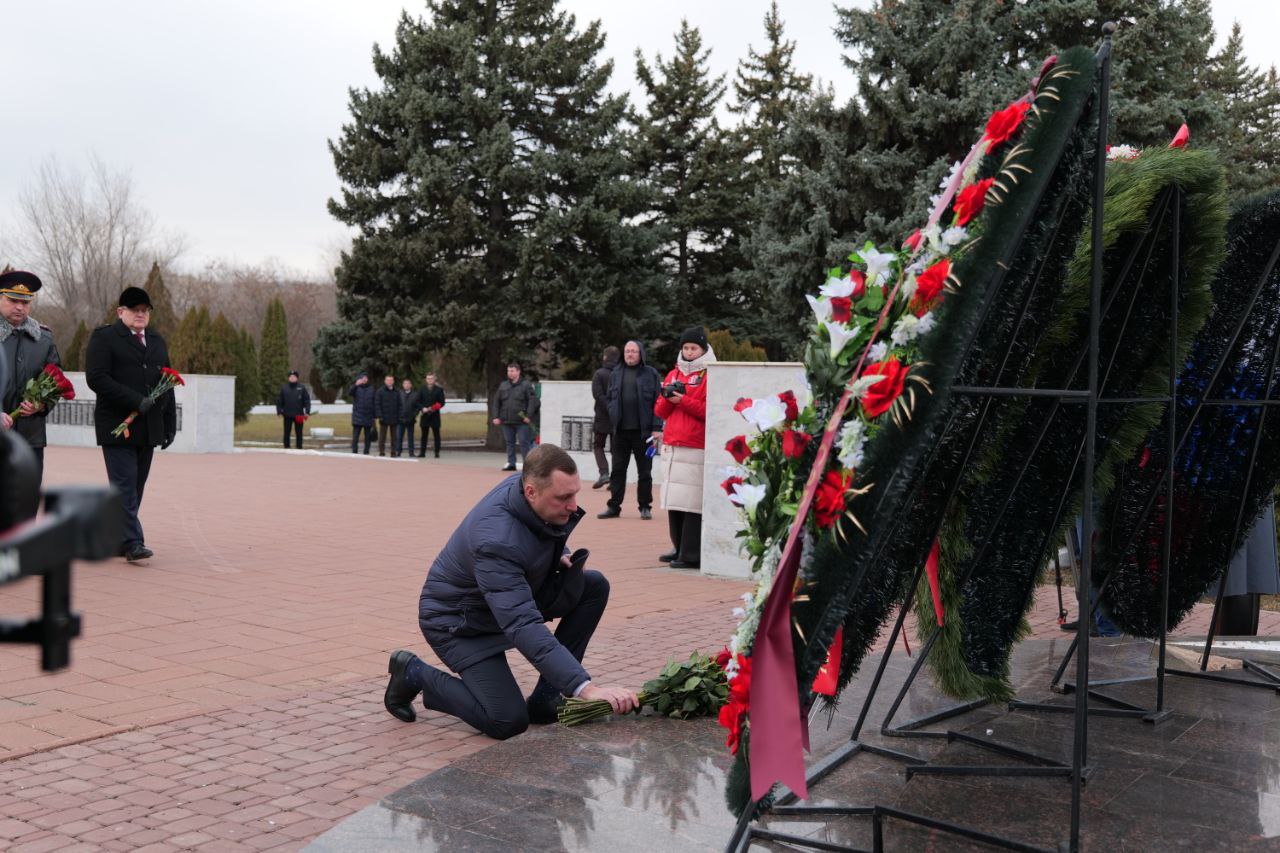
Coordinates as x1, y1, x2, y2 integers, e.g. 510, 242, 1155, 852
0, 270, 62, 486
85, 286, 177, 563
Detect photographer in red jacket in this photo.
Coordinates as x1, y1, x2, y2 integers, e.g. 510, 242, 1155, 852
653, 326, 716, 569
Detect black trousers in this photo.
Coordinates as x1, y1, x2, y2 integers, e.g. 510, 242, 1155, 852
415, 570, 610, 740
377, 421, 396, 456
419, 414, 441, 456
102, 445, 155, 549
351, 423, 373, 453
31, 447, 44, 490
667, 510, 702, 564
282, 417, 303, 448
606, 429, 653, 511
593, 430, 610, 478
395, 422, 415, 456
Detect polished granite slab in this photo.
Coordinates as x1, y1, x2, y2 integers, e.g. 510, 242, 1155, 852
308, 637, 1280, 852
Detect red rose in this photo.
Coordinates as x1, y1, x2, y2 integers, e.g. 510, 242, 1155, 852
829, 296, 852, 324
983, 101, 1031, 146
715, 647, 732, 669
781, 429, 811, 459
860, 356, 909, 419
911, 258, 950, 316
953, 178, 994, 226
725, 435, 751, 463
813, 469, 852, 529
718, 655, 752, 754
733, 397, 753, 414
903, 228, 923, 252
721, 475, 744, 496
849, 269, 866, 298
778, 390, 799, 422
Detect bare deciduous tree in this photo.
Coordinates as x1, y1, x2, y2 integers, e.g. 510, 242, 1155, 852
10, 154, 184, 319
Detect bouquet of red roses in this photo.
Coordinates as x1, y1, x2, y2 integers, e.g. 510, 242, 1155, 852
8, 363, 75, 418
294, 414, 308, 425
112, 367, 184, 438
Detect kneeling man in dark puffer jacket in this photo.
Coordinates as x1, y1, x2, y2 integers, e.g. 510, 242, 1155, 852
383, 444, 638, 738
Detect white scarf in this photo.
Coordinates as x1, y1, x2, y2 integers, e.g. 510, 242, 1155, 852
677, 345, 717, 375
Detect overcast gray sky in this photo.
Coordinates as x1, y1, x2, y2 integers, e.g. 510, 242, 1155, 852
1, 1, 1274, 280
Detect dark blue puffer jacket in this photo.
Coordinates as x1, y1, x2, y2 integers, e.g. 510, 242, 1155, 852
418, 475, 589, 696
349, 381, 376, 426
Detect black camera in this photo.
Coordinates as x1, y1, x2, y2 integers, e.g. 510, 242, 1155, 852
660, 380, 686, 399
0, 430, 121, 671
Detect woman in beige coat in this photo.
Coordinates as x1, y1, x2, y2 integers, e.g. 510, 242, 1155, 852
653, 327, 716, 568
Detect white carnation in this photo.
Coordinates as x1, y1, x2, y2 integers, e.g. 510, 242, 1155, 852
891, 314, 920, 346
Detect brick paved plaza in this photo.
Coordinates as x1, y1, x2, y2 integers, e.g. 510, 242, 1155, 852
0, 448, 1272, 851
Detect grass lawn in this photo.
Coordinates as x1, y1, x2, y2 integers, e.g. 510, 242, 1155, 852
235, 411, 491, 444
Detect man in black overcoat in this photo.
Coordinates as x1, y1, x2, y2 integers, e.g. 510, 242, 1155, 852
276, 369, 311, 449
85, 286, 177, 563
415, 372, 446, 458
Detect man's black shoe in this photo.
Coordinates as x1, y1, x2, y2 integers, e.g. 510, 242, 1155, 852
434, 451, 440, 458
658, 551, 677, 563
124, 544, 153, 563
527, 694, 566, 725
1060, 620, 1079, 632
639, 508, 652, 520
502, 463, 516, 471
592, 476, 609, 489
669, 559, 700, 570
384, 650, 420, 723
597, 507, 621, 519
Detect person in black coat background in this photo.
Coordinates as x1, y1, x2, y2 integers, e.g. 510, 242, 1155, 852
374, 374, 402, 457
395, 377, 417, 457
416, 372, 446, 458
597, 340, 662, 521
383, 444, 638, 738
276, 369, 311, 449
84, 286, 177, 563
348, 372, 375, 454
589, 346, 618, 489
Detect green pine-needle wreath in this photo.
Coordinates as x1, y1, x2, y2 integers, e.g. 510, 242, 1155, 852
913, 145, 1227, 701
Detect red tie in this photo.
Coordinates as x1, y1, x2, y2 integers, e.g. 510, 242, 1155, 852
134, 330, 145, 346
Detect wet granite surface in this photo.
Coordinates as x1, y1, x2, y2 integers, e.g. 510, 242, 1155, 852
307, 638, 1280, 851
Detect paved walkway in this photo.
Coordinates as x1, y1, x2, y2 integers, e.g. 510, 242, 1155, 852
0, 447, 1272, 851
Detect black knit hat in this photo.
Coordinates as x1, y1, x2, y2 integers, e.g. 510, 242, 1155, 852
678, 326, 708, 350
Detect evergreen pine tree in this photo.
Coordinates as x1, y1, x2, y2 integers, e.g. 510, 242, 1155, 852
169, 307, 198, 372
233, 328, 260, 422
64, 320, 89, 371
632, 21, 746, 331
258, 297, 289, 404
1205, 22, 1280, 200
208, 313, 238, 375
730, 1, 813, 184
140, 261, 178, 336
320, 0, 657, 442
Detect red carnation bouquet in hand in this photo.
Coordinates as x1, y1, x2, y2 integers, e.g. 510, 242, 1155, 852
112, 367, 184, 438
8, 363, 75, 418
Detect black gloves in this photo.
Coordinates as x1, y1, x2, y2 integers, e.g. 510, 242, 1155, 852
137, 396, 155, 414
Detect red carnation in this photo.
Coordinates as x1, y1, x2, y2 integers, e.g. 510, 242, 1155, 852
911, 258, 950, 315
903, 228, 923, 252
813, 469, 852, 529
725, 435, 751, 463
860, 356, 909, 419
781, 429, 811, 459
953, 178, 994, 226
718, 655, 752, 754
733, 397, 753, 414
849, 269, 867, 298
160, 367, 186, 386
983, 101, 1031, 146
778, 389, 799, 422
829, 296, 852, 324
721, 475, 744, 496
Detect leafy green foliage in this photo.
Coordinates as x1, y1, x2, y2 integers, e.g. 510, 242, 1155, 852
233, 327, 259, 422
640, 651, 730, 720
258, 297, 289, 404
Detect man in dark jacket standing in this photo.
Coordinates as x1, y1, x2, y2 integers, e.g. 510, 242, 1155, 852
597, 340, 663, 521
85, 286, 177, 563
395, 377, 417, 457
0, 271, 61, 486
490, 361, 539, 471
374, 374, 402, 457
589, 346, 618, 489
276, 370, 311, 449
349, 372, 375, 454
416, 372, 446, 458
383, 444, 637, 738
